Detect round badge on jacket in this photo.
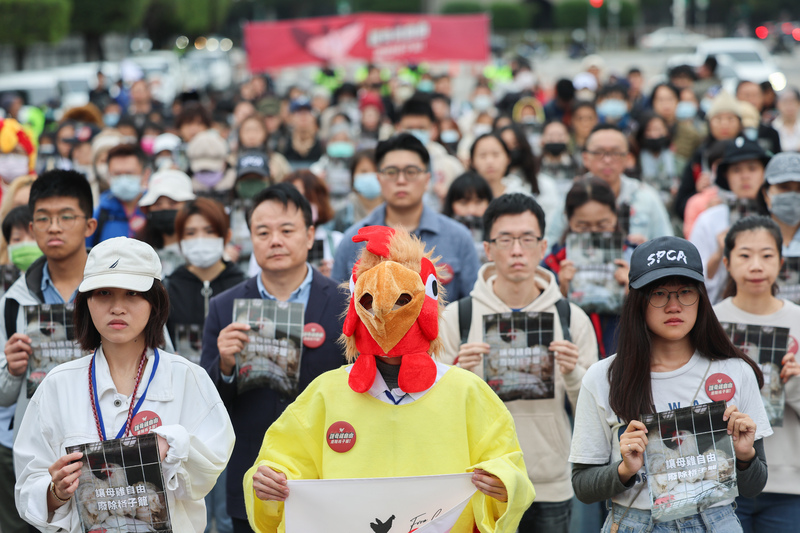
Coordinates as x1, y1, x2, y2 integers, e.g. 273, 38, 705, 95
130, 411, 163, 435
705, 373, 735, 402
326, 421, 356, 453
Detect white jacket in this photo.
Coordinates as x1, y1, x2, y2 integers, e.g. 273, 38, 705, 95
439, 264, 598, 502
14, 347, 234, 532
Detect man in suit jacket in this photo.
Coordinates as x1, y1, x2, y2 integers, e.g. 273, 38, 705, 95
201, 183, 348, 532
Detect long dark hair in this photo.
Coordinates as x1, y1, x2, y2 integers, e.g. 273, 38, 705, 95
608, 276, 764, 423
442, 171, 493, 218
499, 125, 541, 195
561, 176, 619, 244
721, 215, 783, 299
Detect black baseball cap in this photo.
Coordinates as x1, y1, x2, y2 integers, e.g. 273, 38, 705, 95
237, 151, 270, 179
629, 236, 705, 290
716, 137, 770, 191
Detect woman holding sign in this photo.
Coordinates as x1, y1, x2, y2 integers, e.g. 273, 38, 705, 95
569, 235, 771, 532
714, 215, 800, 531
13, 237, 235, 532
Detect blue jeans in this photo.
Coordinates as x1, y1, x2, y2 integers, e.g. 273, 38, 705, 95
517, 498, 572, 533
601, 503, 742, 533
205, 467, 233, 533
736, 494, 800, 533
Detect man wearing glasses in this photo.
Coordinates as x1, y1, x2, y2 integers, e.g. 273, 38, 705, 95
333, 133, 479, 300
0, 171, 97, 519
439, 193, 598, 533
545, 124, 673, 245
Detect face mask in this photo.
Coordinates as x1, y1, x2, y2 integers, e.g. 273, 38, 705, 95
94, 162, 109, 181
597, 99, 628, 120
544, 142, 568, 156
147, 209, 178, 236
73, 164, 93, 181
180, 237, 225, 269
155, 156, 174, 170
473, 124, 492, 137
770, 191, 800, 226
39, 144, 55, 156
326, 141, 355, 159
521, 116, 538, 125
473, 95, 493, 112
440, 130, 460, 144
140, 135, 156, 155
408, 129, 430, 146
104, 113, 120, 127
743, 128, 758, 141
395, 86, 414, 103
676, 101, 698, 120
353, 172, 382, 199
236, 179, 268, 199
109, 175, 142, 202
641, 137, 670, 152
417, 80, 435, 93
0, 154, 30, 183
8, 241, 43, 271
193, 170, 225, 188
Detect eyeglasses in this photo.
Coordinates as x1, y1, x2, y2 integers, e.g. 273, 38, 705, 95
487, 234, 543, 249
378, 166, 426, 182
33, 213, 87, 231
584, 150, 628, 161
648, 287, 699, 308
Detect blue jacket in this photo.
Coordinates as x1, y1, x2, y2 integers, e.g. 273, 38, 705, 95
88, 191, 146, 247
200, 270, 348, 520
332, 204, 480, 301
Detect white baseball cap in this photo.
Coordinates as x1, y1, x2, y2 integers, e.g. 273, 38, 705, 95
79, 237, 162, 293
139, 169, 196, 207
152, 133, 182, 156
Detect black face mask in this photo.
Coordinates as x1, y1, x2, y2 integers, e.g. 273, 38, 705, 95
147, 209, 178, 236
641, 136, 670, 152
544, 142, 568, 156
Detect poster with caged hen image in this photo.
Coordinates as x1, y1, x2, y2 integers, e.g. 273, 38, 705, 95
641, 401, 737, 523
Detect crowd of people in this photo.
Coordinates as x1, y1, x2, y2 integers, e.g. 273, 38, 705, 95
0, 50, 798, 533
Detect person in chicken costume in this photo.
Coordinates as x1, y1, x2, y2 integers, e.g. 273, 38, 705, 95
244, 225, 535, 532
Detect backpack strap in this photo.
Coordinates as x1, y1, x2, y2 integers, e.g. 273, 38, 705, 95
4, 299, 19, 339
90, 207, 111, 247
457, 296, 473, 345
555, 298, 572, 342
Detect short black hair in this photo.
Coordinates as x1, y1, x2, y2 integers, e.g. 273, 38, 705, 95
28, 169, 94, 219
736, 79, 762, 95
555, 78, 576, 101
2, 205, 32, 244
586, 123, 631, 152
375, 132, 430, 168
248, 182, 313, 229
483, 193, 546, 242
106, 144, 148, 172
596, 84, 627, 100
442, 171, 493, 218
74, 280, 168, 351
398, 95, 435, 123
703, 55, 718, 74
649, 82, 680, 105
668, 64, 697, 82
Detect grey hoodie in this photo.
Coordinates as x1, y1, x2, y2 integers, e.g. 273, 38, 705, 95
440, 263, 599, 502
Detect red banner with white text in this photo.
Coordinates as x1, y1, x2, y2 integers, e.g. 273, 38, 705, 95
244, 13, 490, 71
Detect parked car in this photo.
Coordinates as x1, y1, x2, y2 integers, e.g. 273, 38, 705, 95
640, 27, 708, 52
694, 38, 786, 90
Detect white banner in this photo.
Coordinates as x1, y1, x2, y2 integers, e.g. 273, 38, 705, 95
285, 473, 476, 533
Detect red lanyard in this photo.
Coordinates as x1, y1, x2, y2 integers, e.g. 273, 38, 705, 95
88, 348, 147, 441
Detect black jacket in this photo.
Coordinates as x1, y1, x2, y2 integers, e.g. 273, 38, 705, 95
165, 261, 245, 340
199, 269, 348, 520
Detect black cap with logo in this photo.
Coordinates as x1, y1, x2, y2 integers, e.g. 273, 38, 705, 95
628, 236, 705, 290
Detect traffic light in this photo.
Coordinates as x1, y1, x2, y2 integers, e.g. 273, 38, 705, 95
590, 0, 603, 7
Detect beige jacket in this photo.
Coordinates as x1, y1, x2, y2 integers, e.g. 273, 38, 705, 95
440, 264, 599, 502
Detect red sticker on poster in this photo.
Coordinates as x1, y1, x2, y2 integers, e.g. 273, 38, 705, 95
130, 411, 162, 435
303, 322, 326, 349
705, 373, 735, 402
438, 263, 454, 285
326, 421, 356, 453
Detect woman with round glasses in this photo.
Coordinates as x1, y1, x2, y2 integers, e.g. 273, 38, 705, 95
569, 236, 771, 533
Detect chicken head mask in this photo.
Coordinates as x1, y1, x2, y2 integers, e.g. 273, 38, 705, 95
342, 226, 443, 393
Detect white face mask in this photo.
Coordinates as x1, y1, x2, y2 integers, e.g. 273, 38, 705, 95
0, 154, 30, 183
180, 237, 224, 269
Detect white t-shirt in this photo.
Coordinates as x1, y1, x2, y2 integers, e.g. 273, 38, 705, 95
569, 352, 772, 510
689, 203, 730, 305
713, 297, 800, 495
